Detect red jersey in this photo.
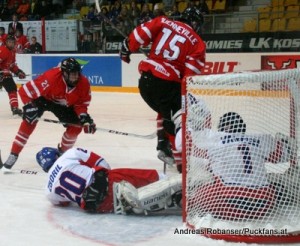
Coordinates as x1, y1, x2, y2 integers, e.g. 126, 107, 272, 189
15, 35, 30, 53
0, 34, 8, 46
0, 45, 20, 74
128, 16, 206, 82
19, 67, 91, 116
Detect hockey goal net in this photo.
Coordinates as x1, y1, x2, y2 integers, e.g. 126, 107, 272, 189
182, 68, 300, 243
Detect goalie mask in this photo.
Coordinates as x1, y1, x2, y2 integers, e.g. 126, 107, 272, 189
179, 7, 204, 33
218, 112, 246, 134
36, 147, 60, 172
61, 57, 81, 87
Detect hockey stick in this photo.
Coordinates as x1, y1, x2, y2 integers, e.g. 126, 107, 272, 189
3, 168, 45, 175
0, 72, 39, 78
94, 0, 148, 57
37, 117, 156, 139
0, 150, 42, 175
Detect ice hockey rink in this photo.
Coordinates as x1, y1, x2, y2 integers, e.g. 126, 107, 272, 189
0, 90, 297, 246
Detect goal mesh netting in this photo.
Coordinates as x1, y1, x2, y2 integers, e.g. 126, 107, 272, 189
182, 68, 300, 243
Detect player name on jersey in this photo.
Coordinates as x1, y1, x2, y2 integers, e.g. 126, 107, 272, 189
47, 164, 62, 192
161, 18, 198, 45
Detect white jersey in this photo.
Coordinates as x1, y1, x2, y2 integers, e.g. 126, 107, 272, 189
193, 130, 276, 187
46, 148, 111, 206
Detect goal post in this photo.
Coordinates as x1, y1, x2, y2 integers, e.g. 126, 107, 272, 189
182, 68, 300, 243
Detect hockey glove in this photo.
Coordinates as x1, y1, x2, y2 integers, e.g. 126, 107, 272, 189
23, 103, 39, 124
82, 170, 109, 213
79, 114, 96, 134
16, 69, 26, 79
120, 38, 131, 64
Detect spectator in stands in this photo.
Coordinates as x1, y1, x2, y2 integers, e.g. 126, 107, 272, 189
26, 36, 43, 53
8, 13, 23, 35
16, 0, 30, 17
35, 0, 52, 19
128, 1, 141, 27
198, 0, 209, 14
28, 0, 39, 20
0, 27, 8, 46
8, 1, 20, 15
138, 3, 154, 24
162, 0, 175, 12
7, 0, 21, 9
79, 34, 98, 53
153, 3, 165, 17
86, 4, 97, 21
198, 0, 210, 33
52, 0, 64, 17
14, 28, 30, 53
98, 6, 111, 39
116, 4, 134, 35
97, 6, 111, 24
73, 0, 85, 11
169, 4, 180, 19
45, 0, 56, 19
110, 0, 121, 24
0, 2, 11, 21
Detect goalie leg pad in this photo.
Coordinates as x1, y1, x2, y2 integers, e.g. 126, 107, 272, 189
137, 174, 182, 211
113, 174, 182, 214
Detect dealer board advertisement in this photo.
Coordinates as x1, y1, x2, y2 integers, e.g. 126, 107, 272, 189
261, 55, 300, 70
31, 55, 121, 86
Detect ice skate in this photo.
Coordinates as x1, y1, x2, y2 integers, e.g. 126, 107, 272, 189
2, 153, 18, 172
157, 140, 175, 167
3, 153, 18, 168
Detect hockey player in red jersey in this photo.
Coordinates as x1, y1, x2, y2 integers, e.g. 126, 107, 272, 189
0, 34, 26, 116
119, 7, 206, 173
35, 147, 182, 214
0, 27, 8, 46
1, 57, 96, 171
14, 28, 30, 53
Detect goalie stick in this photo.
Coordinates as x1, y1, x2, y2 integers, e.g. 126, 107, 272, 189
32, 116, 156, 139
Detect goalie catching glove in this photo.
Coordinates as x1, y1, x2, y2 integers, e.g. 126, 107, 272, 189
120, 38, 131, 64
23, 103, 39, 124
79, 114, 96, 134
82, 170, 109, 213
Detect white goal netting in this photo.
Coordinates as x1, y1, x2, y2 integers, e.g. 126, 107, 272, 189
182, 68, 300, 243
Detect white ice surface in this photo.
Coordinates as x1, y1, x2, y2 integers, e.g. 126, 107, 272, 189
0, 90, 298, 246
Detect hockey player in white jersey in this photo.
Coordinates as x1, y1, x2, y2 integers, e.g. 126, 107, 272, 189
174, 95, 297, 219
36, 147, 182, 214
194, 111, 297, 218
